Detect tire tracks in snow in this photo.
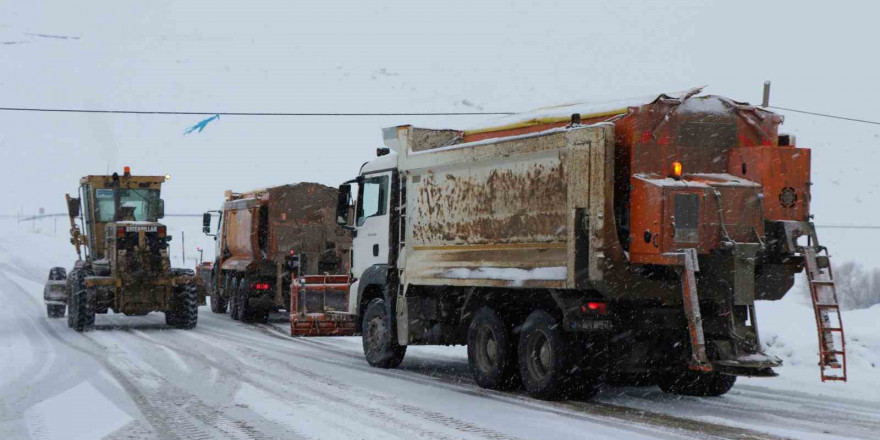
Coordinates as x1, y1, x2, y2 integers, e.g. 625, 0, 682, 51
29, 300, 286, 440
146, 323, 515, 440
0, 239, 301, 440
87, 327, 311, 440
215, 321, 786, 440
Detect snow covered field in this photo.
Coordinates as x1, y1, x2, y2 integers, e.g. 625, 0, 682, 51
2, 218, 879, 440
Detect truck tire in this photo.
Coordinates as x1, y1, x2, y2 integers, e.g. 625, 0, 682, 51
468, 307, 519, 390
658, 369, 737, 397
235, 278, 250, 322
238, 280, 268, 323
362, 298, 406, 368
210, 271, 228, 314
228, 277, 241, 321
518, 310, 573, 400
46, 304, 65, 318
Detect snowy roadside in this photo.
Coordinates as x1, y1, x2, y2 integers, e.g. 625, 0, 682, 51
743, 293, 880, 400
4, 217, 879, 401
3, 217, 880, 440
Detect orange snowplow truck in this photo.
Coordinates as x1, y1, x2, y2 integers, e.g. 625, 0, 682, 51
336, 87, 847, 400
202, 183, 351, 323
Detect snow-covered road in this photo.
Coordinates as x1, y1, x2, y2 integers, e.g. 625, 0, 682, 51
2, 228, 880, 440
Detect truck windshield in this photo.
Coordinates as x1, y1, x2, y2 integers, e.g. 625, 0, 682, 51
95, 188, 161, 222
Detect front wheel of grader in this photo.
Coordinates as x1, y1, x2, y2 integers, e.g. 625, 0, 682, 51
71, 285, 96, 332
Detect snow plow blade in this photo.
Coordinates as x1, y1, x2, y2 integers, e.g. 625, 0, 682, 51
290, 275, 358, 337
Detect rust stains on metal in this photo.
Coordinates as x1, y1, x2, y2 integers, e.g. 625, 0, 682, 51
412, 155, 567, 245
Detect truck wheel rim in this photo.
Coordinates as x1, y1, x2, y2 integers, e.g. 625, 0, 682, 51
527, 330, 552, 381
476, 326, 498, 370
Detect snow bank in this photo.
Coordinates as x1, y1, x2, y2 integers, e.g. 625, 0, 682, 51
744, 289, 880, 400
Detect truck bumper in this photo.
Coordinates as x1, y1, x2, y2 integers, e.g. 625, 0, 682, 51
290, 312, 358, 336
84, 274, 201, 315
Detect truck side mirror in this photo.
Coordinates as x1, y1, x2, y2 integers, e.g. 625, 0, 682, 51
66, 195, 80, 218
156, 199, 165, 219
336, 184, 352, 228
202, 212, 212, 234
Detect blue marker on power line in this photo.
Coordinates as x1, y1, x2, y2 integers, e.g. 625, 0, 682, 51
184, 114, 219, 134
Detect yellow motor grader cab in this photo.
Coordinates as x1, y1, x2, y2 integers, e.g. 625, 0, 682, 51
64, 167, 203, 331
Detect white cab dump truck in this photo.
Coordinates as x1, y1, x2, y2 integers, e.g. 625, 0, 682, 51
335, 92, 843, 399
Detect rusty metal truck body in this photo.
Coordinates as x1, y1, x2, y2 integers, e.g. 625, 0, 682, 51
203, 183, 351, 323
336, 89, 843, 399
62, 169, 202, 332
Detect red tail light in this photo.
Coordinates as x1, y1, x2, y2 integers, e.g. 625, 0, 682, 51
157, 226, 166, 238
116, 227, 126, 238
250, 282, 271, 290
581, 302, 608, 315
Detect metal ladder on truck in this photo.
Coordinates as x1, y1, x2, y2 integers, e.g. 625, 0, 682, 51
803, 246, 847, 382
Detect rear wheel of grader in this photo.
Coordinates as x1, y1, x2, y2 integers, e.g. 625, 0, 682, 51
166, 284, 199, 329
71, 285, 95, 332
66, 269, 83, 328
47, 304, 65, 318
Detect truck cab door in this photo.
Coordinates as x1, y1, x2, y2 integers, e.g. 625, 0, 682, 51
351, 171, 392, 280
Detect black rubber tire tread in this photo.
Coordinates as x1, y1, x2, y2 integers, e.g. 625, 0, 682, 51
164, 308, 178, 326
467, 307, 520, 390
236, 278, 250, 322
71, 286, 93, 332
66, 269, 82, 328
658, 369, 737, 397
362, 298, 406, 368
209, 271, 228, 314
172, 284, 199, 330
46, 304, 65, 318
84, 286, 96, 328
229, 277, 240, 321
517, 309, 573, 400
48, 267, 67, 281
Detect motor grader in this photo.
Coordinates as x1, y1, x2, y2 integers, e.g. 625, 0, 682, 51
62, 167, 202, 331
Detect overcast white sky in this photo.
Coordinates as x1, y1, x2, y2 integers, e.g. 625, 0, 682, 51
1, 0, 877, 265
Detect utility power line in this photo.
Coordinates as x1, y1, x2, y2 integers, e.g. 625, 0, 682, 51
767, 106, 880, 126
0, 107, 514, 116
1, 104, 878, 127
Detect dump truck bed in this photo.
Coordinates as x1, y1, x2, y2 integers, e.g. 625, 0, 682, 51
393, 123, 616, 291
220, 183, 350, 275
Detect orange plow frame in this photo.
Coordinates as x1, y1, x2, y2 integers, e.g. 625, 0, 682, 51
289, 275, 358, 337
